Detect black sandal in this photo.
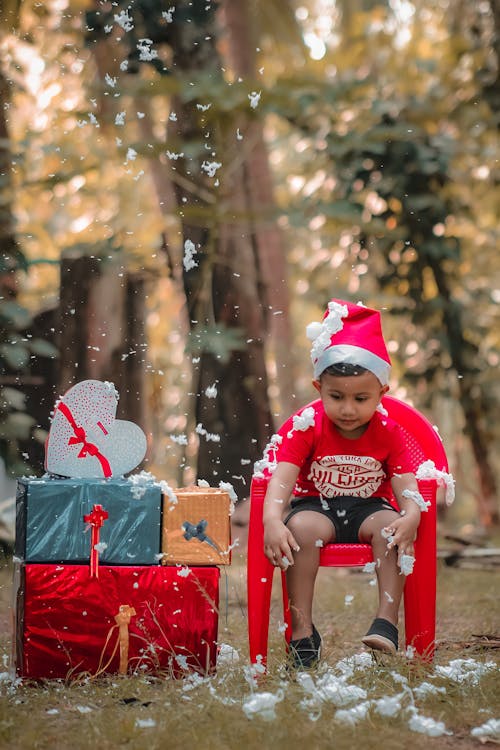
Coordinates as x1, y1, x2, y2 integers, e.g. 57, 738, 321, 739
362, 617, 398, 654
289, 624, 322, 669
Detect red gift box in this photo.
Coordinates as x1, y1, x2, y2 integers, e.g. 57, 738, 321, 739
14, 563, 220, 680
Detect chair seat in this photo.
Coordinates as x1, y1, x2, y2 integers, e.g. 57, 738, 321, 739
319, 543, 373, 567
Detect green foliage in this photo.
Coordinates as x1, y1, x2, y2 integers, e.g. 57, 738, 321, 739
186, 324, 247, 364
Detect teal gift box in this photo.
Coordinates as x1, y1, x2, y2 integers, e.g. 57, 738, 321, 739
15, 476, 162, 565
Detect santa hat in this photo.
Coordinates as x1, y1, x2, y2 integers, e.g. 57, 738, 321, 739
306, 299, 391, 384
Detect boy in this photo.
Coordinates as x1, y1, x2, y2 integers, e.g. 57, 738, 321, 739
261, 299, 424, 668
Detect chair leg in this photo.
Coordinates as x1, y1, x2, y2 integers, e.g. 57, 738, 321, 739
247, 478, 275, 667
247, 547, 274, 666
403, 486, 437, 660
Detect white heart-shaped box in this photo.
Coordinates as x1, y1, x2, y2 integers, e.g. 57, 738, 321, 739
45, 380, 147, 478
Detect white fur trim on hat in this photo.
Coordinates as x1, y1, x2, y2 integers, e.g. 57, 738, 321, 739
313, 344, 391, 384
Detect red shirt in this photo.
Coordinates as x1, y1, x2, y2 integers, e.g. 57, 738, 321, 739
271, 399, 414, 501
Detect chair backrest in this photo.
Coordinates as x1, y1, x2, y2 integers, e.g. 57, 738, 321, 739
381, 395, 448, 474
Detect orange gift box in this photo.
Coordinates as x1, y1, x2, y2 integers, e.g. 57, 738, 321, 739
162, 486, 231, 565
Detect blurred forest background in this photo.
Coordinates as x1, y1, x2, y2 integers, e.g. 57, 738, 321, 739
0, 0, 498, 534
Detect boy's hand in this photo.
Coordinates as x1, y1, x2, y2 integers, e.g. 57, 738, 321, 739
263, 519, 300, 569
383, 511, 420, 567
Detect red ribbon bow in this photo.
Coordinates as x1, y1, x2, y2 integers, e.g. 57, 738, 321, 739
84, 503, 109, 579
57, 401, 112, 478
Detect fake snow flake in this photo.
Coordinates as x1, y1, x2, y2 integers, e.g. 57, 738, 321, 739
219, 480, 238, 506
416, 460, 455, 506
315, 671, 368, 706
362, 561, 376, 573
315, 539, 324, 548
105, 74, 117, 88
287, 406, 315, 438
374, 695, 402, 717
399, 553, 415, 575
236, 128, 243, 140
196, 423, 220, 443
135, 718, 156, 729
412, 682, 446, 698
381, 527, 395, 543
402, 488, 431, 512
137, 112, 145, 119
344, 594, 354, 606
248, 91, 262, 108
334, 701, 370, 725
128, 470, 157, 499
253, 434, 283, 476
205, 384, 217, 398
434, 658, 497, 684
166, 150, 184, 160
114, 9, 134, 31
175, 654, 190, 670
75, 705, 93, 714
137, 39, 158, 61
89, 114, 99, 127
471, 719, 500, 741
169, 112, 177, 121
242, 690, 283, 721
197, 103, 212, 112
125, 148, 137, 163
120, 60, 128, 72
162, 7, 175, 23
217, 643, 239, 664
306, 300, 349, 367
170, 433, 188, 446
197, 479, 210, 488
183, 239, 198, 271
160, 480, 178, 506
176, 566, 191, 578
115, 112, 126, 126
408, 711, 451, 737
201, 160, 222, 178
335, 652, 374, 678
93, 542, 107, 553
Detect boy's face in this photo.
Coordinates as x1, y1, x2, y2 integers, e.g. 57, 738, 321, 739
312, 370, 389, 439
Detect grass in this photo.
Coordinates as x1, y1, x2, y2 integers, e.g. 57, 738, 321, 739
0, 546, 499, 750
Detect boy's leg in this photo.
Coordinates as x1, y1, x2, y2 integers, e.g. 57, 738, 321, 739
285, 511, 335, 639
358, 509, 405, 625
358, 509, 405, 653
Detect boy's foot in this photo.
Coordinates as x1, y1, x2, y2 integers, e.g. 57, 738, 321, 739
362, 618, 398, 654
289, 625, 322, 669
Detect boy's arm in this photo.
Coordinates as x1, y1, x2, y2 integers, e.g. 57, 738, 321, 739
386, 473, 422, 566
263, 461, 300, 569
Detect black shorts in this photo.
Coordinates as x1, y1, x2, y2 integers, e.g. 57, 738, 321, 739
284, 495, 398, 544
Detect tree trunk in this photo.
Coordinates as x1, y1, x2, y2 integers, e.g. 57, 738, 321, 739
430, 263, 499, 526
220, 0, 297, 416
58, 252, 147, 433
168, 1, 274, 495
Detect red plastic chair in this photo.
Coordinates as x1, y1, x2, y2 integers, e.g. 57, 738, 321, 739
247, 395, 449, 667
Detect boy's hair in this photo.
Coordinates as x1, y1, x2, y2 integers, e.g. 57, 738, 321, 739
320, 362, 368, 378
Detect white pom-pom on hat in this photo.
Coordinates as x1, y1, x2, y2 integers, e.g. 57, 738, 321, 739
306, 321, 323, 341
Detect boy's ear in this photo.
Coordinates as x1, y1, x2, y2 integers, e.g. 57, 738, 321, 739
312, 379, 321, 393
380, 384, 390, 399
